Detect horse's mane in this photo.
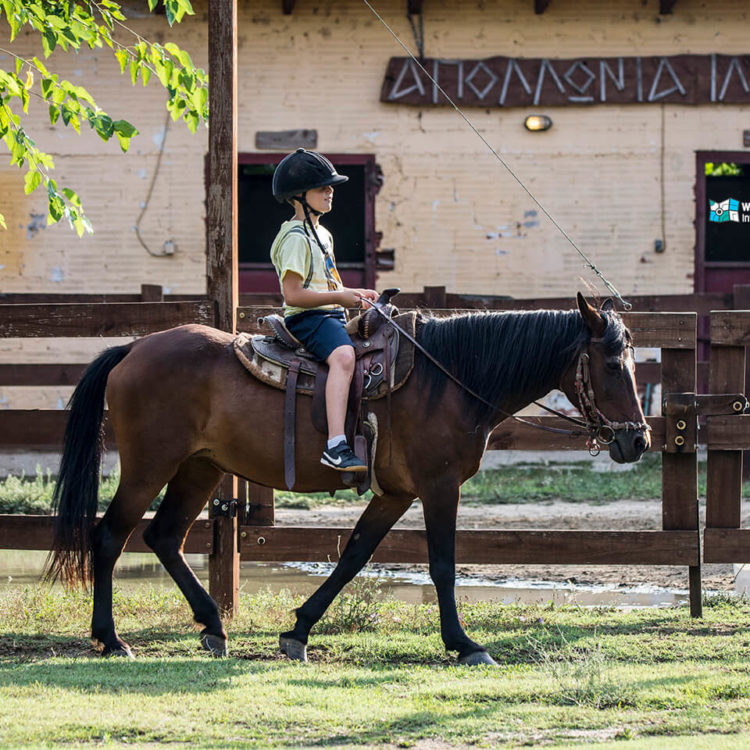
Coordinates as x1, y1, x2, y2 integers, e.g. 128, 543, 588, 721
414, 308, 628, 425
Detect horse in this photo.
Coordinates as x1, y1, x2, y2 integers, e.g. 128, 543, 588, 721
47, 292, 649, 664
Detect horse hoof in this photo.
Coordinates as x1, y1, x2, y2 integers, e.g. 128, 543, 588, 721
458, 651, 498, 667
279, 635, 307, 662
102, 644, 134, 660
200, 633, 228, 658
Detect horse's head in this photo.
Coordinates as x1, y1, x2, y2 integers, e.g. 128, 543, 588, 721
560, 293, 651, 464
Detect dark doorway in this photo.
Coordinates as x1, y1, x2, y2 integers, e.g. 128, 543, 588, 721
237, 153, 379, 294
695, 151, 750, 293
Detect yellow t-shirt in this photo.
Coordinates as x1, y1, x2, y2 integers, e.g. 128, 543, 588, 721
270, 219, 344, 317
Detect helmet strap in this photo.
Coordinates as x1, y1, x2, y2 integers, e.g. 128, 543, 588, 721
291, 196, 327, 254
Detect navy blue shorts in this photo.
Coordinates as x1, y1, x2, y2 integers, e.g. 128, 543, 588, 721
285, 309, 353, 362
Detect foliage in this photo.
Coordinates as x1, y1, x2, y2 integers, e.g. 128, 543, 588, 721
705, 161, 742, 177
0, 0, 207, 233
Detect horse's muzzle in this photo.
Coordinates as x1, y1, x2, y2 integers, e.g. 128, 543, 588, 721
608, 428, 650, 464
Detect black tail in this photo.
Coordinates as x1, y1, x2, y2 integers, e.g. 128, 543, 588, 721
45, 344, 132, 587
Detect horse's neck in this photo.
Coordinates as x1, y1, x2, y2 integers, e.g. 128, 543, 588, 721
491, 320, 579, 425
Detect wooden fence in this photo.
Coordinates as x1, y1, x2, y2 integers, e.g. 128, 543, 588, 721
1, 292, 723, 617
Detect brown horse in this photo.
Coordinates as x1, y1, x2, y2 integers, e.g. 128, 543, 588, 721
47, 293, 649, 664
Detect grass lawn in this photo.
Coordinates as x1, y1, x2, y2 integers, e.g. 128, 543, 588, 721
1, 584, 750, 748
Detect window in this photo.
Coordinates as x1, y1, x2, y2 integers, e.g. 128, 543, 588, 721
237, 153, 378, 294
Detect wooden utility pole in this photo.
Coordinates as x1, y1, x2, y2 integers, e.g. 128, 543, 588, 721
207, 0, 239, 616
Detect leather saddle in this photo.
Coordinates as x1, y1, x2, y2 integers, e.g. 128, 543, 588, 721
233, 289, 416, 492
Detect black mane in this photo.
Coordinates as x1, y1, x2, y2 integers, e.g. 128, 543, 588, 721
414, 308, 628, 426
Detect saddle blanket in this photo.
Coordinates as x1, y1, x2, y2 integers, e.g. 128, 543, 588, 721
232, 311, 417, 399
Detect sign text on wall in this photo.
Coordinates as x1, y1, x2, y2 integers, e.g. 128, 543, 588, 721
380, 54, 750, 107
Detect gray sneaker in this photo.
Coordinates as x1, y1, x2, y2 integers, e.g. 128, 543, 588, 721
320, 443, 367, 472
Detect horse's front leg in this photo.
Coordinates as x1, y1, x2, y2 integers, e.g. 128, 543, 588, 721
280, 492, 413, 662
422, 486, 497, 666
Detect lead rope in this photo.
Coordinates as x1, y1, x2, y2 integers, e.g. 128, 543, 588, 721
361, 0, 632, 311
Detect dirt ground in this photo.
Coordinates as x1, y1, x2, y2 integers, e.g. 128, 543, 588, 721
278, 498, 745, 593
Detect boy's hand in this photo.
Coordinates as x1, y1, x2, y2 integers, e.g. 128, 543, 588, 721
353, 288, 379, 308
340, 288, 378, 308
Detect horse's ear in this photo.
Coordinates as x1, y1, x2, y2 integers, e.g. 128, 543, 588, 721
601, 298, 615, 312
577, 292, 606, 337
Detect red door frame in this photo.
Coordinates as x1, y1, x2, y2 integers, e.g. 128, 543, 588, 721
695, 150, 750, 293
237, 152, 379, 292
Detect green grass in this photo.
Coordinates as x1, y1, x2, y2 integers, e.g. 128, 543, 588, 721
1, 584, 750, 747
0, 454, 717, 513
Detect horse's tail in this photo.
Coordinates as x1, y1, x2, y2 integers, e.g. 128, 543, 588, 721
45, 343, 132, 588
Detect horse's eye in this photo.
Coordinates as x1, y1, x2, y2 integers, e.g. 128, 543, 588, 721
605, 359, 622, 371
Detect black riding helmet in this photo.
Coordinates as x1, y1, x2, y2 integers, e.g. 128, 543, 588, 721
272, 148, 348, 203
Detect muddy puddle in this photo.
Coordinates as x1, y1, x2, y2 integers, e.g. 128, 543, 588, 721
0, 549, 697, 608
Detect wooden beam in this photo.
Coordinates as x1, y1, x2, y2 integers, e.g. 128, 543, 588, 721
241, 527, 699, 566
207, 0, 238, 335
534, 0, 551, 14
660, 0, 677, 14
207, 0, 239, 617
704, 529, 750, 563
0, 301, 213, 338
0, 364, 86, 386
0, 515, 213, 554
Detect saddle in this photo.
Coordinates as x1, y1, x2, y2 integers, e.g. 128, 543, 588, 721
233, 291, 416, 493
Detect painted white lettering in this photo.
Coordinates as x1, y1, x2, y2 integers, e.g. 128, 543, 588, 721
499, 59, 532, 105
389, 59, 425, 100
599, 58, 625, 102
534, 59, 566, 105
648, 57, 686, 101
719, 57, 750, 101
432, 59, 463, 105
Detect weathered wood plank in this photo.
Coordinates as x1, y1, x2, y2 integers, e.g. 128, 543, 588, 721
240, 527, 699, 565
237, 307, 695, 349
703, 529, 750, 563
660, 344, 700, 616
0, 364, 86, 386
706, 343, 745, 529
206, 0, 238, 335
255, 129, 317, 150
709, 311, 750, 346
707, 415, 750, 450
0, 515, 213, 554
487, 417, 665, 452
0, 411, 115, 449
207, 0, 238, 617
0, 410, 666, 452
0, 302, 213, 338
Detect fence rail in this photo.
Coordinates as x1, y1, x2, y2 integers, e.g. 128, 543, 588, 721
5, 287, 750, 615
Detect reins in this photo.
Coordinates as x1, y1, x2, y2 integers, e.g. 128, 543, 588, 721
362, 299, 649, 454
361, 0, 632, 311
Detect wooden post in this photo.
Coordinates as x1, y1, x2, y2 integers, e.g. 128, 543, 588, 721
206, 0, 239, 616
423, 286, 447, 309
706, 340, 745, 530
661, 323, 702, 617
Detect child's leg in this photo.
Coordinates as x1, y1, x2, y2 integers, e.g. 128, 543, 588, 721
325, 344, 355, 439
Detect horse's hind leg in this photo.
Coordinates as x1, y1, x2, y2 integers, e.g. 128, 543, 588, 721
280, 492, 413, 662
422, 485, 497, 666
91, 475, 169, 657
142, 457, 227, 656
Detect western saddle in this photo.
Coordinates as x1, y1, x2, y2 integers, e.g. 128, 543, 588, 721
233, 289, 415, 493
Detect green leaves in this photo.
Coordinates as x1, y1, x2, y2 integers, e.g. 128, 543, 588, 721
0, 0, 206, 233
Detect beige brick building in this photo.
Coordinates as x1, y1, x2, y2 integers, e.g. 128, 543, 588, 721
1, 0, 748, 300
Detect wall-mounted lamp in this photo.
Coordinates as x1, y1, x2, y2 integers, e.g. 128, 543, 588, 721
524, 115, 553, 132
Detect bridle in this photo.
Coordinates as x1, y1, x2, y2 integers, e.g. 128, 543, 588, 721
567, 347, 651, 456
362, 297, 650, 455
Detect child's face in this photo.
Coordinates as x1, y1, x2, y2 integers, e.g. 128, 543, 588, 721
305, 185, 334, 215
